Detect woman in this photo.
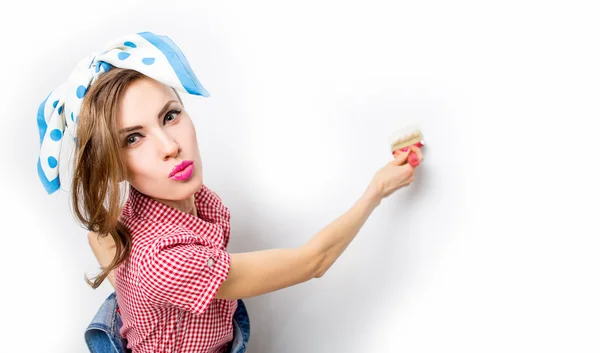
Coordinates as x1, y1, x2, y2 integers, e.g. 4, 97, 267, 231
37, 32, 422, 353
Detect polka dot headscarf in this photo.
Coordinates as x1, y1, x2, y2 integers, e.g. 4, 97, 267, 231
36, 31, 210, 194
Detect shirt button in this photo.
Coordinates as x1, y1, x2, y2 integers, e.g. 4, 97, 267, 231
207, 257, 215, 268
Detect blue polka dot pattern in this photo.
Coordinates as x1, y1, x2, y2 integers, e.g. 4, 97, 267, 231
142, 57, 155, 65
118, 52, 131, 60
76, 85, 87, 99
36, 31, 211, 195
99, 61, 113, 73
48, 156, 58, 168
50, 129, 62, 141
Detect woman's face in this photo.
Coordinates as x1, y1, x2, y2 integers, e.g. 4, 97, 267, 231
117, 77, 203, 204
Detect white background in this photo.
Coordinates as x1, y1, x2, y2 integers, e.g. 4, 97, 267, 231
1, 1, 598, 352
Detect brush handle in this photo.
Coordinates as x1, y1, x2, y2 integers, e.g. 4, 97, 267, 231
393, 141, 423, 167
408, 152, 420, 167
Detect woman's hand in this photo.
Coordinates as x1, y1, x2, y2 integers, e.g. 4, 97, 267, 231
368, 145, 423, 200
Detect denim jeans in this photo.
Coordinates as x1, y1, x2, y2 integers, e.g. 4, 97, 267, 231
84, 292, 250, 353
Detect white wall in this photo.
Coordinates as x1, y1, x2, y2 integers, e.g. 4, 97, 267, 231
1, 1, 598, 352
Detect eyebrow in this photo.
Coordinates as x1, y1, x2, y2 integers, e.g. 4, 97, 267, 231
119, 100, 179, 135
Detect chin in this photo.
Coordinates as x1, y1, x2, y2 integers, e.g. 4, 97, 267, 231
165, 178, 203, 202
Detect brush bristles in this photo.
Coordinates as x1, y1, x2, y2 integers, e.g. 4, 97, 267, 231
389, 129, 424, 151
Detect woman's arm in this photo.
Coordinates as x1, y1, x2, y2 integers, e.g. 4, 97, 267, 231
216, 145, 421, 300
87, 186, 379, 298
215, 186, 382, 300
88, 232, 117, 288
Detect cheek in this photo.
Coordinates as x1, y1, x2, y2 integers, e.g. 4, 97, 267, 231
124, 149, 153, 180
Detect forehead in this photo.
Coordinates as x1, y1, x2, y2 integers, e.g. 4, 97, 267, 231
118, 77, 179, 126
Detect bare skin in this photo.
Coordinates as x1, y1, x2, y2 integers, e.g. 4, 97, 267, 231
88, 233, 117, 288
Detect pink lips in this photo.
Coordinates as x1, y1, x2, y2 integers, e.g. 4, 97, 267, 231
169, 160, 194, 181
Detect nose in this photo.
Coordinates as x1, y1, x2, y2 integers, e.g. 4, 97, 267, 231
157, 130, 181, 160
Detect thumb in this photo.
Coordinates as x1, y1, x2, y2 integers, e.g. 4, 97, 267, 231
391, 148, 411, 165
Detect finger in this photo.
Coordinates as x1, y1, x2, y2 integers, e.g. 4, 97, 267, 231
396, 166, 415, 188
391, 149, 411, 165
408, 145, 423, 162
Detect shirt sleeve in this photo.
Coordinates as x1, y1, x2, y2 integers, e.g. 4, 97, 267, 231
137, 231, 231, 316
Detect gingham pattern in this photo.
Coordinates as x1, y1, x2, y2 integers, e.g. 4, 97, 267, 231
115, 184, 238, 353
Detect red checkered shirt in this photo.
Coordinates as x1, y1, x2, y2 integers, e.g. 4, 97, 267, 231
114, 184, 237, 353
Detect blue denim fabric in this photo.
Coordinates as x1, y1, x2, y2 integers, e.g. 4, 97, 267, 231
227, 299, 250, 353
85, 292, 250, 353
85, 292, 129, 353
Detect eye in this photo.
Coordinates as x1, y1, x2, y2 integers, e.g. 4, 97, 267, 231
125, 133, 142, 146
164, 109, 181, 124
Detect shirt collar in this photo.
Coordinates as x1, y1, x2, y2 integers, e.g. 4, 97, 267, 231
127, 184, 230, 243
